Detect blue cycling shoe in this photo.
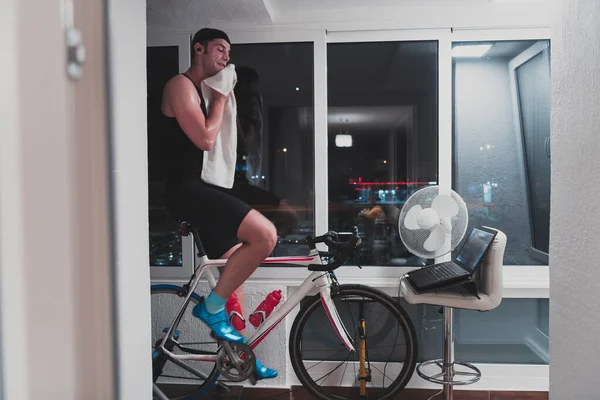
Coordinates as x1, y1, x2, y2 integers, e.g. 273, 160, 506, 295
254, 358, 278, 380
192, 302, 246, 344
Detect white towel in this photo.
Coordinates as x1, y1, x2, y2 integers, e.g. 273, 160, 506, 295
200, 64, 238, 189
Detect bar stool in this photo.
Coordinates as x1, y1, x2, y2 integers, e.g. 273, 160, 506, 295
399, 228, 507, 400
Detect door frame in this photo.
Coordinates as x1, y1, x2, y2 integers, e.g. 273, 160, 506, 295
1, 0, 118, 398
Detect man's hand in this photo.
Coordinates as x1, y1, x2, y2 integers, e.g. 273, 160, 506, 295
212, 88, 228, 104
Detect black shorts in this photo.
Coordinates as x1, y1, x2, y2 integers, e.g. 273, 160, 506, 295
229, 179, 281, 212
165, 178, 252, 259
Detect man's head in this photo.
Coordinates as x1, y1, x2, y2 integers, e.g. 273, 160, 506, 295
191, 28, 231, 76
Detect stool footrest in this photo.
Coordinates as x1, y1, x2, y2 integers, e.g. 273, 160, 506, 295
416, 359, 481, 385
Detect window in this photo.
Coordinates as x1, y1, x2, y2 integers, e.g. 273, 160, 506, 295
230, 42, 315, 257
452, 40, 551, 265
327, 41, 439, 266
146, 34, 316, 278
302, 296, 548, 365
147, 45, 184, 268
418, 298, 549, 364
147, 34, 196, 278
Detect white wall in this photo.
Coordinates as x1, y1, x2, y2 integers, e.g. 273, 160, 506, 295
550, 0, 600, 398
152, 284, 289, 387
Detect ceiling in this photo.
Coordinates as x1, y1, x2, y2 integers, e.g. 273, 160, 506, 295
147, 0, 274, 29
147, 0, 495, 29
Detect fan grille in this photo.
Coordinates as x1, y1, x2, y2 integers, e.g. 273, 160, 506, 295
398, 186, 468, 260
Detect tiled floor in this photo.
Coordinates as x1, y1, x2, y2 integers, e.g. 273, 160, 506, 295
160, 384, 549, 399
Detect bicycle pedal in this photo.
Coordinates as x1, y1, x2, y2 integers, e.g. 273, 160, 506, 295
248, 374, 257, 386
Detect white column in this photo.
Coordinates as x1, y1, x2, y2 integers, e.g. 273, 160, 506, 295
550, 0, 600, 398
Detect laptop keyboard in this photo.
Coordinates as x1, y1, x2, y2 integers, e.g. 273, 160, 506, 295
427, 262, 458, 280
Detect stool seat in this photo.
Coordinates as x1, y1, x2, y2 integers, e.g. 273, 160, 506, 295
399, 228, 507, 311
398, 227, 507, 400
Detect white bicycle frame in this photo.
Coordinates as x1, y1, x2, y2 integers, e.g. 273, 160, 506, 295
158, 248, 356, 363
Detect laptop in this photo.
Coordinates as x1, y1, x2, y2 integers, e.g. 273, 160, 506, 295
405, 226, 498, 293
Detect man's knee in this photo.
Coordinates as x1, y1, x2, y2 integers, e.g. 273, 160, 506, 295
259, 221, 278, 253
239, 211, 278, 252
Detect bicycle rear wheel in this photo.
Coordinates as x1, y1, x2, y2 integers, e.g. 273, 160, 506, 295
151, 285, 219, 400
289, 284, 418, 400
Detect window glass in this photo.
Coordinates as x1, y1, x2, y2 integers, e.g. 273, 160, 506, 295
327, 41, 439, 266
413, 298, 549, 364
231, 42, 315, 257
515, 50, 551, 254
451, 298, 549, 364
146, 42, 315, 264
453, 40, 551, 265
301, 296, 549, 365
147, 45, 183, 267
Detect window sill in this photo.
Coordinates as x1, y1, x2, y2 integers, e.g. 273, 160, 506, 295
152, 265, 549, 298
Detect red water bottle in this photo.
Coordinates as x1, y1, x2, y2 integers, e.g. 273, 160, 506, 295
225, 293, 246, 331
249, 290, 282, 327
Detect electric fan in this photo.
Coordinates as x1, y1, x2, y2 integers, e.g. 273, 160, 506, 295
398, 186, 469, 260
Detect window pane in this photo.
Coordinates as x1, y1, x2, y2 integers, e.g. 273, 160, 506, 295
417, 298, 550, 364
147, 45, 183, 267
231, 43, 314, 257
516, 51, 551, 254
454, 298, 549, 364
327, 41, 438, 266
409, 298, 548, 364
301, 297, 548, 365
453, 40, 551, 265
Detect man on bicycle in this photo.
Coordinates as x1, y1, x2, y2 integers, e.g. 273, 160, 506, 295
160, 27, 278, 380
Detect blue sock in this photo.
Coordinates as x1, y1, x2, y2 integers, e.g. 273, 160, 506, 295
204, 291, 227, 314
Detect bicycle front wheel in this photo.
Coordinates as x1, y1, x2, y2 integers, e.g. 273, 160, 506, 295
289, 285, 418, 400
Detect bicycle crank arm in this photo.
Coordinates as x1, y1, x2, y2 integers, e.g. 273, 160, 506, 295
216, 341, 256, 382
222, 341, 245, 371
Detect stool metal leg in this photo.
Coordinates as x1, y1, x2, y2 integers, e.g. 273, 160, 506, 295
416, 306, 480, 393
442, 307, 454, 400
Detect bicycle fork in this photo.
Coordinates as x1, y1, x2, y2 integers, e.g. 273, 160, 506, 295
316, 275, 356, 353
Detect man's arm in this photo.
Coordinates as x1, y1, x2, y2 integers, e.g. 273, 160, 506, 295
163, 76, 227, 151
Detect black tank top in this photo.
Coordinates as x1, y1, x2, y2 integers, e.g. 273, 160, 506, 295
163, 73, 208, 183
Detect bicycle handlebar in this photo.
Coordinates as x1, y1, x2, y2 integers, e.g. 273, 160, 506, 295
306, 226, 362, 271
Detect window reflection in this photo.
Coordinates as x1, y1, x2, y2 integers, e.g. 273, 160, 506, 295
453, 40, 551, 265
147, 45, 183, 267
327, 41, 439, 266
301, 296, 549, 365
231, 43, 315, 257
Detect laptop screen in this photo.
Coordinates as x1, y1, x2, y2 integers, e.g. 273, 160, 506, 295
455, 228, 496, 272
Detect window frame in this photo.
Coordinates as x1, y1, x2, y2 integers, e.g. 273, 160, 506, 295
226, 28, 328, 243
149, 27, 552, 297
241, 28, 451, 281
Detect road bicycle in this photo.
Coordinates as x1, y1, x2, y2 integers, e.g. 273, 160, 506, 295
151, 222, 418, 400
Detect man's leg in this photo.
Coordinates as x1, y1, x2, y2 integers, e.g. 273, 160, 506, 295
219, 244, 246, 336
194, 209, 276, 342
213, 209, 277, 296
196, 210, 279, 379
